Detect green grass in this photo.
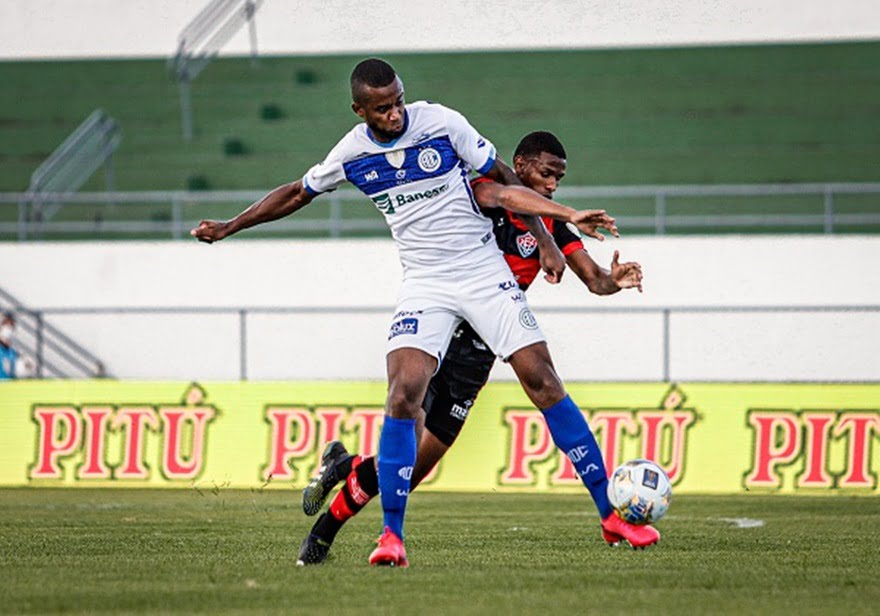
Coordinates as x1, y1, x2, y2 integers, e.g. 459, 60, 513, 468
1, 489, 878, 614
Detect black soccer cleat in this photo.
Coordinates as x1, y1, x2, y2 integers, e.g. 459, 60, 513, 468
302, 440, 349, 516
296, 530, 332, 566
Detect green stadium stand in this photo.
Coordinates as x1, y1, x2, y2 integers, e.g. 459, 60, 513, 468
0, 42, 878, 238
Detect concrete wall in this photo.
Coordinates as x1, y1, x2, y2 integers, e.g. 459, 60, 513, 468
2, 236, 879, 381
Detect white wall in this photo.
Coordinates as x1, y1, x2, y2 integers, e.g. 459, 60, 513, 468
1, 0, 878, 60
2, 236, 879, 381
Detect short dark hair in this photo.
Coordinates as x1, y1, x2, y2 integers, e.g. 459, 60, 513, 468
514, 131, 567, 160
350, 58, 397, 96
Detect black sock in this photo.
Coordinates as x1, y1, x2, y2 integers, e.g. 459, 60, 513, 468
311, 512, 344, 544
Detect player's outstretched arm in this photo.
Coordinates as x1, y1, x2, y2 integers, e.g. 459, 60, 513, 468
568, 249, 643, 295
190, 180, 315, 243
472, 181, 618, 242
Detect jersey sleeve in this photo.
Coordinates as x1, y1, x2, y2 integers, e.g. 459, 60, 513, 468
444, 106, 497, 175
301, 138, 349, 195
554, 221, 585, 256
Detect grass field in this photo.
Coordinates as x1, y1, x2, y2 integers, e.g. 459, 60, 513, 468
1, 488, 878, 614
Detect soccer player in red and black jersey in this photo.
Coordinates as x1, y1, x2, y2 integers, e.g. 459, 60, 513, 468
297, 131, 650, 565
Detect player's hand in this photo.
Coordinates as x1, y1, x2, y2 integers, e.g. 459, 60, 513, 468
610, 250, 643, 293
538, 237, 566, 284
190, 219, 230, 244
569, 209, 619, 241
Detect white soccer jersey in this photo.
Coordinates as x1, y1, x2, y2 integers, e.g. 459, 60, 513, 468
303, 101, 500, 274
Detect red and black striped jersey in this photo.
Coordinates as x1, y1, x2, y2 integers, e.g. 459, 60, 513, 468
471, 177, 584, 290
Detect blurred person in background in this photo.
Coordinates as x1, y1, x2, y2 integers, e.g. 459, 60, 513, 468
0, 312, 34, 379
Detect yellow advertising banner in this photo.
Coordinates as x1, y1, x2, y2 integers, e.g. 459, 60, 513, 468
1, 381, 878, 494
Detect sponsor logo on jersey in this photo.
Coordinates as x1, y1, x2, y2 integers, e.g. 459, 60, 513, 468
519, 308, 538, 330
388, 317, 419, 339
398, 466, 414, 480
480, 231, 493, 244
450, 403, 470, 421
477, 138, 486, 148
510, 292, 526, 303
498, 280, 517, 291
392, 182, 449, 207
372, 193, 395, 214
395, 169, 406, 180
516, 232, 538, 257
385, 150, 406, 169
417, 147, 442, 173
364, 170, 379, 182
413, 132, 432, 144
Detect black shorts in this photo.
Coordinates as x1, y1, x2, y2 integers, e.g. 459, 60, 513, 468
422, 321, 496, 447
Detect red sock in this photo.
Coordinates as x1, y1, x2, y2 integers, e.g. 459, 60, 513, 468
329, 455, 379, 521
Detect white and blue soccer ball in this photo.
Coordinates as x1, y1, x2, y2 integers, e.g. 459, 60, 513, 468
607, 459, 672, 525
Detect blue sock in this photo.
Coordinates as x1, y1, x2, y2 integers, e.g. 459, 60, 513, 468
377, 415, 417, 539
541, 395, 613, 519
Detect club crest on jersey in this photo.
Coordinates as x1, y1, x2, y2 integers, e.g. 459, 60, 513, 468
517, 232, 538, 257
417, 148, 442, 173
385, 150, 406, 169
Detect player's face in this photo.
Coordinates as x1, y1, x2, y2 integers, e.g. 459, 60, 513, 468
352, 77, 406, 142
514, 152, 567, 199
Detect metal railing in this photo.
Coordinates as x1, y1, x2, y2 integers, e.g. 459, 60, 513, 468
15, 304, 880, 382
0, 287, 107, 378
169, 0, 263, 140
1, 182, 879, 241
18, 110, 122, 239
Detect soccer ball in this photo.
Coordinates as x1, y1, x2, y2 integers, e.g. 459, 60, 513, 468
607, 459, 672, 525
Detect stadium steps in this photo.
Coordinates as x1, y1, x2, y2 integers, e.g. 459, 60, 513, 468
0, 286, 107, 378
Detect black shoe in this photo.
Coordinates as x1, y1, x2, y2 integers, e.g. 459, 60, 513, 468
296, 531, 332, 566
302, 440, 349, 516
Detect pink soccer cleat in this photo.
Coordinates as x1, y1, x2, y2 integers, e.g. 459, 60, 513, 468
368, 526, 409, 568
601, 513, 660, 549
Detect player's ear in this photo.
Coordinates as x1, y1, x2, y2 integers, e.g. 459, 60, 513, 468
351, 101, 365, 119
513, 155, 526, 175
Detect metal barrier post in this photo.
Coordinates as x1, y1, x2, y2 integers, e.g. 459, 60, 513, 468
329, 194, 342, 238
655, 193, 667, 235
34, 310, 44, 378
17, 198, 27, 241
239, 309, 247, 381
662, 309, 671, 382
824, 187, 834, 234
246, 0, 259, 68
179, 78, 193, 141
171, 196, 183, 240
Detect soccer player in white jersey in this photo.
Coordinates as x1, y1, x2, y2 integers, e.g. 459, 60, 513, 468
192, 59, 659, 567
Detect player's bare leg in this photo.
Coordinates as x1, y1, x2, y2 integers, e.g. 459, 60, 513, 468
508, 342, 660, 548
